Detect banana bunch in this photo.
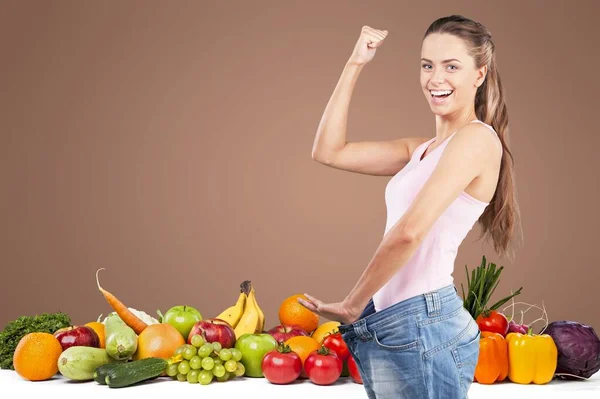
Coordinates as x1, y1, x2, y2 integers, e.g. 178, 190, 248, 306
215, 280, 265, 339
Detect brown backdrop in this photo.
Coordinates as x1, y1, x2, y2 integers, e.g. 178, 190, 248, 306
2, 0, 599, 333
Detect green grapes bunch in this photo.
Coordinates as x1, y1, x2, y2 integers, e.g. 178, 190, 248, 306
167, 334, 245, 385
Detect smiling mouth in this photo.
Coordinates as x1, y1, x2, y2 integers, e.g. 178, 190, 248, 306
430, 90, 454, 98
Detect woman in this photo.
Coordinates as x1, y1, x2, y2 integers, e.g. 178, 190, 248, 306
299, 15, 522, 399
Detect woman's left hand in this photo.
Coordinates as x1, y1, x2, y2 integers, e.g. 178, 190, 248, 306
297, 294, 363, 325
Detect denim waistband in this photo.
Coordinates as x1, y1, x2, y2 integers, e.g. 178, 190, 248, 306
338, 284, 460, 339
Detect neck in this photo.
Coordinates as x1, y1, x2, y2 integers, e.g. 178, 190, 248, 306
434, 109, 478, 142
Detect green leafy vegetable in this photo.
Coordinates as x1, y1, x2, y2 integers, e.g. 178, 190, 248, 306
0, 312, 71, 370
461, 255, 522, 320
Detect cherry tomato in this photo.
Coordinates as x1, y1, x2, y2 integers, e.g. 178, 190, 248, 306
322, 332, 350, 362
261, 343, 302, 384
476, 310, 509, 336
304, 346, 343, 386
347, 355, 363, 384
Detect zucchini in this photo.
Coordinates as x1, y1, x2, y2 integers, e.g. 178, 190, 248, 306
94, 362, 125, 384
105, 357, 168, 388
57, 346, 116, 381
105, 313, 138, 361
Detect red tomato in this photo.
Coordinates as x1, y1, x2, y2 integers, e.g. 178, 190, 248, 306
347, 355, 363, 384
304, 346, 343, 386
476, 310, 509, 336
323, 332, 350, 362
261, 343, 302, 384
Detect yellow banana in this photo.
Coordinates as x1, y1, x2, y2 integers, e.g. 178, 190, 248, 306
253, 288, 266, 333
234, 285, 260, 339
216, 290, 246, 328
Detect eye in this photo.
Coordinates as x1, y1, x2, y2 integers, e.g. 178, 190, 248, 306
447, 65, 458, 70
421, 64, 432, 70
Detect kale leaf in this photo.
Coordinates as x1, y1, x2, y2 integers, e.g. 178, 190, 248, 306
0, 312, 71, 369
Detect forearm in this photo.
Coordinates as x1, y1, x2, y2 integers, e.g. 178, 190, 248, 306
344, 234, 422, 311
311, 60, 365, 162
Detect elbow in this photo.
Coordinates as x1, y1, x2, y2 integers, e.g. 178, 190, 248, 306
398, 230, 420, 244
393, 225, 422, 246
311, 149, 332, 165
311, 148, 321, 162
384, 218, 426, 250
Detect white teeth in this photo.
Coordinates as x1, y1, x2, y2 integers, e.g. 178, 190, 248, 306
430, 90, 453, 96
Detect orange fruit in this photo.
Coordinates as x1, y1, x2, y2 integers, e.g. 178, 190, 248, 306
285, 335, 321, 378
84, 321, 106, 349
13, 332, 63, 381
311, 321, 341, 344
133, 323, 185, 360
279, 294, 319, 334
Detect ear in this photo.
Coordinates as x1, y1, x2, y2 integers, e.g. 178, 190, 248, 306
475, 65, 488, 87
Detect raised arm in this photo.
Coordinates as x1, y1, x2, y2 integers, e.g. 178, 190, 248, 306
312, 54, 427, 176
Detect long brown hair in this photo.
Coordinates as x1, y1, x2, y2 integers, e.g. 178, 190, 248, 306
424, 15, 523, 261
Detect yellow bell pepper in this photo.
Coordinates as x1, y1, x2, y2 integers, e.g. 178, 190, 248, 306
506, 328, 558, 384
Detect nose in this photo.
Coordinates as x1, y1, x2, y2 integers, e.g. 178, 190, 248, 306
431, 69, 445, 84
431, 72, 445, 85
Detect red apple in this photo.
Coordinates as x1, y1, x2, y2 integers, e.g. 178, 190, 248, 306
187, 318, 236, 349
55, 326, 75, 334
54, 325, 100, 351
267, 325, 309, 343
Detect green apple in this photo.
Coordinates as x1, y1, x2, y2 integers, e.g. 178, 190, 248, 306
234, 333, 278, 377
162, 305, 203, 339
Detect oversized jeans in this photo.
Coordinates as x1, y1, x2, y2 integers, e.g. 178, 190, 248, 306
339, 284, 480, 399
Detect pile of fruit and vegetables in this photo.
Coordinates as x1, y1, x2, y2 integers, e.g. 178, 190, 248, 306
1, 257, 598, 389
462, 255, 600, 384
0, 269, 361, 387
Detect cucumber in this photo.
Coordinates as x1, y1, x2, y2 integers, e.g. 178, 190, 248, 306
94, 362, 125, 384
105, 357, 168, 388
105, 313, 138, 361
57, 346, 116, 381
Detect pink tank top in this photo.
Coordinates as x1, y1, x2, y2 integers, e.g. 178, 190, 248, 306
373, 119, 502, 312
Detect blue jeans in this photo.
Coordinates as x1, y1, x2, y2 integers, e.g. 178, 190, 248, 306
339, 284, 480, 399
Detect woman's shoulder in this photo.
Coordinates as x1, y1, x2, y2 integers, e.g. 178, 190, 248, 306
465, 120, 503, 156
452, 121, 503, 159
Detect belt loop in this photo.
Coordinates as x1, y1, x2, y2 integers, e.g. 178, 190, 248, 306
353, 319, 372, 341
425, 291, 442, 317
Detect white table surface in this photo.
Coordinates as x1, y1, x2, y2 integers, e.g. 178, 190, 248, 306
2, 369, 599, 398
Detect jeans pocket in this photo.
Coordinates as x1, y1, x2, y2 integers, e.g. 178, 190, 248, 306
372, 318, 419, 352
451, 326, 480, 397
339, 299, 375, 338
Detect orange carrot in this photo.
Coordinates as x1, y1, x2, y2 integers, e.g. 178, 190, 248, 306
96, 268, 147, 334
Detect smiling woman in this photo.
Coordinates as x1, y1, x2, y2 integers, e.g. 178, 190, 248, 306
420, 36, 486, 122
303, 14, 523, 399
422, 57, 461, 104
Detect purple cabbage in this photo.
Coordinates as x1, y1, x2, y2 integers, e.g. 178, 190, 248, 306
543, 320, 600, 380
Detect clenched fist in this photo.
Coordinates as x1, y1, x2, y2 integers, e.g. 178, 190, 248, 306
349, 26, 389, 65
